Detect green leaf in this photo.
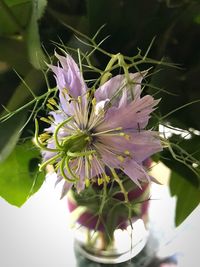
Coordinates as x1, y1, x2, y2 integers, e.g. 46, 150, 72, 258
0, 110, 27, 162
26, 0, 47, 69
0, 141, 45, 207
0, 0, 31, 36
170, 170, 200, 226
160, 134, 200, 187
0, 37, 31, 75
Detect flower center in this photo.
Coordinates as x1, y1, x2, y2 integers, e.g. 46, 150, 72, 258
63, 132, 90, 154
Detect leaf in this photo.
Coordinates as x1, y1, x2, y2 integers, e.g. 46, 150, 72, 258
26, 0, 47, 69
160, 134, 200, 187
0, 37, 31, 75
170, 170, 200, 226
0, 141, 45, 207
0, 0, 31, 36
0, 110, 27, 163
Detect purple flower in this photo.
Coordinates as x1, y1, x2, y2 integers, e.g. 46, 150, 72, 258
38, 52, 162, 197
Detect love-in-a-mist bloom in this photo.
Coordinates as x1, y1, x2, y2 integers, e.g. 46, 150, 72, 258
35, 52, 162, 197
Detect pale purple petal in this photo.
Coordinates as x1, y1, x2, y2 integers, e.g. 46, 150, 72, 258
95, 71, 147, 107
97, 131, 162, 163
42, 140, 57, 161
54, 52, 87, 98
48, 53, 88, 115
60, 181, 73, 199
45, 111, 67, 133
122, 160, 151, 187
90, 155, 105, 178
96, 95, 160, 132
95, 143, 123, 168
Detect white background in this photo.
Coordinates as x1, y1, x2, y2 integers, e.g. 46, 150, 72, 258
0, 174, 199, 267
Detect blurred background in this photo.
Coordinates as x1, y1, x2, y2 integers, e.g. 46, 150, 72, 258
0, 0, 200, 266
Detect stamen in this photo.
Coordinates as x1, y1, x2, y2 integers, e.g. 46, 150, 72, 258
34, 119, 59, 152
117, 155, 125, 162
46, 103, 55, 111
85, 178, 90, 187
91, 127, 122, 136
124, 150, 130, 155
40, 117, 52, 124
67, 150, 96, 158
48, 116, 54, 122
98, 177, 103, 185
85, 155, 90, 184
39, 133, 50, 142
88, 154, 93, 161
104, 174, 110, 183
92, 98, 96, 106
78, 96, 82, 104
48, 98, 57, 106
124, 134, 131, 140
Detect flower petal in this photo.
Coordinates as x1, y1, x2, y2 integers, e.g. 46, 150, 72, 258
96, 95, 160, 131
122, 160, 151, 187
60, 181, 73, 199
55, 52, 87, 98
95, 71, 147, 107
49, 53, 88, 114
42, 140, 57, 161
97, 130, 162, 163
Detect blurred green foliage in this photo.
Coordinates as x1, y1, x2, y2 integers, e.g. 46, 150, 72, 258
0, 0, 199, 225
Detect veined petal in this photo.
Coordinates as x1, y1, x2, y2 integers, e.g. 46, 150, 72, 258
95, 71, 147, 107
95, 143, 123, 168
97, 131, 162, 163
122, 159, 151, 187
96, 95, 160, 131
48, 53, 88, 115
55, 52, 87, 98
42, 140, 57, 161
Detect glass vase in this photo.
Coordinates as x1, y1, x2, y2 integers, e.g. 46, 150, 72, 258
68, 183, 150, 265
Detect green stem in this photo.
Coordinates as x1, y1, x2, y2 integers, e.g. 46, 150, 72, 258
117, 54, 134, 100
100, 54, 120, 85
110, 168, 129, 203
0, 88, 57, 122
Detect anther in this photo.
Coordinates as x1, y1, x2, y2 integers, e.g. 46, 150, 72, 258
88, 154, 93, 161
48, 98, 57, 106
85, 178, 90, 187
125, 134, 131, 140
117, 155, 125, 162
124, 150, 130, 155
92, 98, 96, 106
40, 117, 52, 124
98, 177, 103, 185
78, 96, 82, 104
104, 175, 110, 183
46, 103, 55, 111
